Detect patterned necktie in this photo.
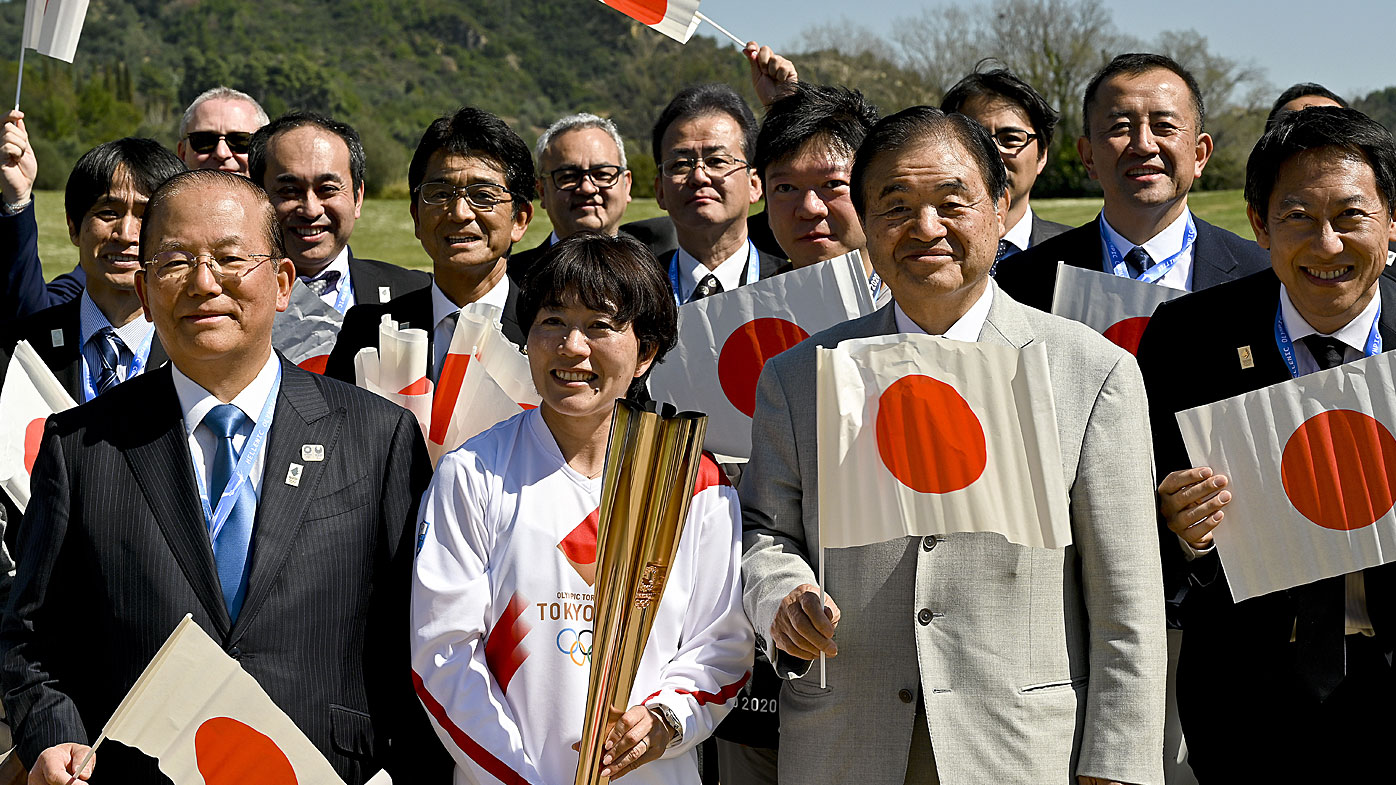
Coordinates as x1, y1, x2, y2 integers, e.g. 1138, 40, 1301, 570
91, 327, 125, 395
1123, 246, 1152, 279
990, 239, 1020, 276
204, 404, 256, 622
690, 273, 723, 302
1293, 333, 1349, 700
301, 270, 342, 296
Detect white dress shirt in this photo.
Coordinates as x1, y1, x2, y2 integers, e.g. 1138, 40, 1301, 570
675, 241, 755, 302
303, 246, 354, 311
172, 352, 281, 509
892, 282, 995, 341
1100, 208, 1196, 292
1001, 206, 1035, 254
430, 275, 510, 380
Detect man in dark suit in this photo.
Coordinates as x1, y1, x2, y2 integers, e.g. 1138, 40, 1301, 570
995, 53, 1269, 311
249, 111, 428, 314
941, 65, 1070, 258
1137, 107, 1396, 781
651, 84, 783, 305
326, 106, 532, 383
0, 169, 447, 783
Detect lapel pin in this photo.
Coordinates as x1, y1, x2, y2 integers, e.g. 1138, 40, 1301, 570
378, 285, 392, 303
50, 329, 64, 348
1238, 345, 1255, 369
285, 462, 303, 487
301, 444, 325, 462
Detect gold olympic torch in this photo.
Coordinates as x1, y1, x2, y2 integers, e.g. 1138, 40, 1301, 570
574, 399, 708, 785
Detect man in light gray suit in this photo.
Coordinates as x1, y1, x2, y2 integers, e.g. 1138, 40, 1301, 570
740, 107, 1166, 785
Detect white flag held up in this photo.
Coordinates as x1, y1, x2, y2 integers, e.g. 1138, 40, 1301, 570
648, 252, 875, 459
272, 280, 344, 375
355, 315, 434, 439
31, 0, 90, 63
1176, 351, 1396, 602
427, 304, 537, 462
1050, 262, 1185, 355
99, 615, 345, 784
0, 341, 78, 512
595, 0, 703, 43
817, 334, 1072, 551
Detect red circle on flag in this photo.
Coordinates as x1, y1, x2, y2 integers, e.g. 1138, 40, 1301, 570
717, 318, 810, 417
1280, 409, 1396, 531
23, 418, 44, 475
195, 716, 299, 784
1102, 316, 1151, 356
875, 374, 987, 494
603, 0, 667, 25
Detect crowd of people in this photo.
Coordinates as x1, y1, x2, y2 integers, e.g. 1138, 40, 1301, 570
0, 35, 1392, 785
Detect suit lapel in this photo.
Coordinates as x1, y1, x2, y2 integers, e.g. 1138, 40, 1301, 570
1065, 218, 1105, 272
978, 282, 1035, 350
501, 278, 526, 348
1378, 275, 1396, 347
122, 366, 232, 634
1188, 218, 1240, 291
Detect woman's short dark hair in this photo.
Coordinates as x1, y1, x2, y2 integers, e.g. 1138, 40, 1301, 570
517, 232, 678, 400
65, 138, 185, 228
1245, 106, 1396, 220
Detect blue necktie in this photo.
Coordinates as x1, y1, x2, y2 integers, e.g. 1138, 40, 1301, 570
300, 269, 342, 296
1123, 246, 1152, 279
91, 327, 124, 395
204, 404, 255, 621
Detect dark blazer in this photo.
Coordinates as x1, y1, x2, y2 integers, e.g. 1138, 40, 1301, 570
346, 250, 430, 306
1, 203, 84, 324
505, 236, 553, 287
324, 275, 526, 384
0, 297, 169, 403
995, 214, 1270, 311
656, 246, 786, 301
1028, 211, 1070, 247
1136, 269, 1396, 778
0, 357, 449, 782
618, 215, 679, 260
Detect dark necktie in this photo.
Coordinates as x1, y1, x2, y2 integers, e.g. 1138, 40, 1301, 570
205, 404, 255, 622
301, 270, 342, 296
690, 273, 723, 302
1123, 246, 1152, 279
91, 327, 125, 395
1292, 333, 1350, 700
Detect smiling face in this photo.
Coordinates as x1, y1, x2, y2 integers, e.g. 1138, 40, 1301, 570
653, 113, 762, 233
262, 125, 363, 276
411, 150, 530, 286
178, 98, 263, 174
538, 126, 632, 238
69, 166, 148, 304
1250, 147, 1396, 334
1079, 68, 1213, 239
765, 139, 865, 268
527, 300, 656, 426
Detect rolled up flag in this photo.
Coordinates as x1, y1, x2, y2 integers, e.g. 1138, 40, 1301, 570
596, 0, 703, 43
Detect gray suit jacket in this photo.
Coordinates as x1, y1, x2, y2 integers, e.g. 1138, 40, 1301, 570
740, 282, 1166, 785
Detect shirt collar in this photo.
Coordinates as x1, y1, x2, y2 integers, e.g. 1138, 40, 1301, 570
432, 275, 511, 331
1002, 206, 1034, 252
892, 282, 995, 342
78, 290, 153, 350
1100, 207, 1192, 263
1279, 283, 1382, 353
677, 241, 752, 299
172, 351, 281, 438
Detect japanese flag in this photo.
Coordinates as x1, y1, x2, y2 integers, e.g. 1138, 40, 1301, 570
428, 304, 538, 462
1050, 262, 1185, 355
23, 0, 89, 62
272, 280, 344, 375
648, 252, 875, 460
427, 349, 526, 465
1176, 350, 1396, 602
355, 315, 434, 440
817, 334, 1071, 551
100, 615, 345, 784
0, 341, 77, 512
21, 0, 44, 51
596, 0, 702, 43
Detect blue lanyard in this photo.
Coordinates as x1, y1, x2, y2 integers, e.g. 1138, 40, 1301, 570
81, 327, 156, 403
331, 271, 353, 314
1099, 213, 1197, 284
1273, 301, 1382, 379
191, 364, 282, 542
668, 240, 759, 306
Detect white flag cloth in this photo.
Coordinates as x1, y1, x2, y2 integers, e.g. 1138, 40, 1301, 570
101, 615, 345, 784
34, 0, 89, 62
1050, 261, 1185, 355
427, 349, 526, 465
427, 304, 537, 462
1176, 351, 1396, 602
648, 252, 875, 459
21, 0, 45, 51
817, 334, 1071, 550
596, 0, 702, 43
272, 280, 344, 375
0, 341, 77, 512
355, 315, 434, 439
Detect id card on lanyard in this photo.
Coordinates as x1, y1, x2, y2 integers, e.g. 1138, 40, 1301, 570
81, 328, 156, 403
190, 364, 282, 542
331, 272, 353, 314
1100, 213, 1197, 285
668, 240, 760, 306
1274, 302, 1382, 379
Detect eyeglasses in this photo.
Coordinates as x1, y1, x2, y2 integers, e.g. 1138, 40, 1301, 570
990, 130, 1041, 151
145, 251, 273, 285
415, 181, 515, 211
184, 131, 254, 155
660, 154, 750, 180
545, 165, 625, 191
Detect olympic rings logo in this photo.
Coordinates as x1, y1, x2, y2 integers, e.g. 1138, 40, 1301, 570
556, 628, 593, 666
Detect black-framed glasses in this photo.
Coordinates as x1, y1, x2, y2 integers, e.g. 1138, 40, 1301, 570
545, 164, 625, 191
415, 181, 515, 211
184, 131, 254, 155
990, 130, 1040, 151
660, 154, 750, 180
145, 251, 273, 285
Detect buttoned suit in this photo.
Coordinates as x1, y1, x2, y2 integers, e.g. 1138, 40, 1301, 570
741, 282, 1166, 785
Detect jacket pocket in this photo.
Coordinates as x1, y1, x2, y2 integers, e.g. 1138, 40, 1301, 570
330, 703, 377, 760
1018, 675, 1088, 694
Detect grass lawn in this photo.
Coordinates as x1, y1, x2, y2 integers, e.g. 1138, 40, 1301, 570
30, 189, 1255, 281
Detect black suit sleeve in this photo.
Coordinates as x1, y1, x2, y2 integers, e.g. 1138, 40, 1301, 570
325, 303, 382, 383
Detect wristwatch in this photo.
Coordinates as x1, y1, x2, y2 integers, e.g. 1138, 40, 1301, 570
646, 702, 683, 749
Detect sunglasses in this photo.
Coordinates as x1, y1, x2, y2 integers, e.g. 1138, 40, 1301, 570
184, 131, 254, 155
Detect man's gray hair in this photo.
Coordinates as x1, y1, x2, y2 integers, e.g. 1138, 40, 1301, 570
534, 113, 627, 171
179, 86, 270, 137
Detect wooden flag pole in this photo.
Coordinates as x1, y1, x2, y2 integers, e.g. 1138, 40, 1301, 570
694, 11, 746, 48
13, 47, 26, 111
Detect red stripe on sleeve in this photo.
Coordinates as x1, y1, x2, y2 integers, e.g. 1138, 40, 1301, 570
643, 670, 752, 708
412, 669, 533, 785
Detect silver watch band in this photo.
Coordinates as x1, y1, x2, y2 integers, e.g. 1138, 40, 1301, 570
647, 702, 683, 748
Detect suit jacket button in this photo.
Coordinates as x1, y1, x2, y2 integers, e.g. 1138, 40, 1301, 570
917, 608, 933, 625
922, 536, 937, 551
898, 688, 914, 704
228, 646, 241, 658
